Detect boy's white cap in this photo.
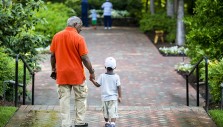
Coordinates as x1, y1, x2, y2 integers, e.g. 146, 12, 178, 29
105, 57, 116, 69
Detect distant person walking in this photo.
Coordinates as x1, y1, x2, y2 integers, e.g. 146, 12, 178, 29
101, 0, 113, 30
50, 16, 95, 127
90, 57, 122, 127
81, 0, 89, 27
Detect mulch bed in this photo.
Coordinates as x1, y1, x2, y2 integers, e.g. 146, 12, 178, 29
0, 100, 15, 106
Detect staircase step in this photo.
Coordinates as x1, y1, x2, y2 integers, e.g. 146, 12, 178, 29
5, 105, 217, 127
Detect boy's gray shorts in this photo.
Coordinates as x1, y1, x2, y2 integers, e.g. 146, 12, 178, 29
102, 100, 119, 119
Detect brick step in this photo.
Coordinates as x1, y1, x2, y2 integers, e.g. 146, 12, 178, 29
6, 105, 216, 127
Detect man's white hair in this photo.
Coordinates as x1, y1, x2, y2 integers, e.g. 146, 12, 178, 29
67, 16, 82, 27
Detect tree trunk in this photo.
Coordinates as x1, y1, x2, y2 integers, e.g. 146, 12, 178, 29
167, 0, 174, 17
150, 0, 155, 14
176, 0, 185, 46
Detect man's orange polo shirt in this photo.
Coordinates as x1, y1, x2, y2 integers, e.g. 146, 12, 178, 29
50, 27, 88, 85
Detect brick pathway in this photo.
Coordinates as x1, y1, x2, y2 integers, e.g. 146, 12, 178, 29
5, 27, 217, 127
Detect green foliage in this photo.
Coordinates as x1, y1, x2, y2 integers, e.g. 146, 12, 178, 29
201, 59, 223, 102
209, 110, 223, 127
0, 106, 17, 127
0, 48, 30, 101
35, 2, 74, 45
64, 0, 80, 16
184, 0, 223, 63
0, 0, 47, 65
185, 0, 223, 102
124, 0, 143, 19
139, 12, 176, 43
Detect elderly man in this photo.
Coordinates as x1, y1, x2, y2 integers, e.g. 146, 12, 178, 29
50, 16, 94, 127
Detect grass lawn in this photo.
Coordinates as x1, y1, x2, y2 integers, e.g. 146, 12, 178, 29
209, 109, 223, 127
0, 106, 17, 127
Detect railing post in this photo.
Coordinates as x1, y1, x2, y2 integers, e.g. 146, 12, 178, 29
205, 57, 209, 111
15, 54, 19, 107
32, 73, 35, 105
186, 75, 189, 106
23, 63, 26, 105
196, 66, 199, 106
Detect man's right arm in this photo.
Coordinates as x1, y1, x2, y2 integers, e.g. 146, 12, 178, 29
51, 53, 56, 72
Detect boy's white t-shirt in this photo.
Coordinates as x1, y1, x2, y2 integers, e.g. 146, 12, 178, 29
101, 2, 113, 16
90, 12, 97, 20
97, 73, 120, 101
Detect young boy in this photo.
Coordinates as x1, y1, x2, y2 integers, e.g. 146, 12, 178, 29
89, 9, 98, 30
90, 57, 122, 127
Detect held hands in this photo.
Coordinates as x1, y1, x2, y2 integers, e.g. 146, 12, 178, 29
118, 97, 122, 103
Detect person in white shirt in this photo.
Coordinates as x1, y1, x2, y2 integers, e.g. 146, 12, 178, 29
90, 57, 122, 127
101, 0, 113, 30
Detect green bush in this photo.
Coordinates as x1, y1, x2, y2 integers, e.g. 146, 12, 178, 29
0, 106, 17, 127
201, 59, 223, 102
35, 2, 74, 46
0, 0, 47, 66
64, 0, 80, 16
0, 48, 30, 101
209, 110, 223, 127
184, 0, 223, 64
139, 12, 176, 43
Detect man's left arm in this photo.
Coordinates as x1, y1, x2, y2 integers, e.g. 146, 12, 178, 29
81, 54, 95, 81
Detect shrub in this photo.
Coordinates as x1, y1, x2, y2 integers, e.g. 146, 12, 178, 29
159, 46, 188, 56
174, 62, 192, 73
201, 59, 223, 102
0, 0, 47, 63
184, 0, 223, 64
35, 2, 74, 46
0, 48, 30, 101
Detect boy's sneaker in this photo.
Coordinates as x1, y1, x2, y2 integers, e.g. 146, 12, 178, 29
105, 123, 110, 127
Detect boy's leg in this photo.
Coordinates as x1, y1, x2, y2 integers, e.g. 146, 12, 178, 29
108, 100, 118, 126
102, 101, 110, 127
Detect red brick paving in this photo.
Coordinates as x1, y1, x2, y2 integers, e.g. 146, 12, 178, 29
5, 27, 216, 127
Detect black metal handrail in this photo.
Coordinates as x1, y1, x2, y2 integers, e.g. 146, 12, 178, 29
186, 56, 209, 111
15, 54, 35, 107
